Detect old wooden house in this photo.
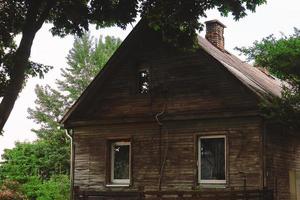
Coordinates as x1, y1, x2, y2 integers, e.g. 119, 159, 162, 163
61, 20, 300, 200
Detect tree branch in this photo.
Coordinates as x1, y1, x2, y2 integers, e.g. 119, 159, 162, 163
34, 0, 56, 32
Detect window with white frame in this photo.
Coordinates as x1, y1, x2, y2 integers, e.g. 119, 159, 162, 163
198, 135, 226, 184
110, 141, 131, 184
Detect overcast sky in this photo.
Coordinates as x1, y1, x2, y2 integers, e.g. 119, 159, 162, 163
1, 0, 300, 158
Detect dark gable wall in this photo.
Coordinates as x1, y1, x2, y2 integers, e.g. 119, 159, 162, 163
70, 29, 259, 124
71, 28, 264, 192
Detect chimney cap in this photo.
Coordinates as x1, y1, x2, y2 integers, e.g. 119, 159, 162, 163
205, 19, 226, 28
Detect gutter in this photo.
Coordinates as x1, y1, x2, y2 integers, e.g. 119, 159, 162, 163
65, 129, 75, 200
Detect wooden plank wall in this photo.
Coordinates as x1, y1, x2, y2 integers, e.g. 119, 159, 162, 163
69, 33, 259, 125
265, 125, 300, 200
73, 117, 263, 192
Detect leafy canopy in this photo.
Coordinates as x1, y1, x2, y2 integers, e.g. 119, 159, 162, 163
236, 28, 300, 129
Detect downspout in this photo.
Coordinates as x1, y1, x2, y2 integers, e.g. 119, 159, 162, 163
65, 129, 75, 200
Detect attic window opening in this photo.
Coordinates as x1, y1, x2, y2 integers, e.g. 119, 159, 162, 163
138, 68, 150, 94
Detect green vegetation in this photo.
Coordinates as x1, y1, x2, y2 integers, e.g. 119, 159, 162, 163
0, 34, 121, 199
236, 28, 300, 129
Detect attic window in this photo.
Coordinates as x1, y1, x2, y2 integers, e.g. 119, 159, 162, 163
138, 68, 150, 94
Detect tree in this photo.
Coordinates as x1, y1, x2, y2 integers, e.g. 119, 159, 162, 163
0, 140, 70, 181
28, 34, 121, 135
0, 34, 121, 199
0, 0, 267, 132
26, 34, 121, 177
236, 28, 300, 129
57, 34, 122, 101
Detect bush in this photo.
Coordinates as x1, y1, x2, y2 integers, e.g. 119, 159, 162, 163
0, 180, 27, 200
21, 175, 70, 200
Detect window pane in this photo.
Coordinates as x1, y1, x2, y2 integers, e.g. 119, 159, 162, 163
200, 138, 225, 180
113, 145, 130, 179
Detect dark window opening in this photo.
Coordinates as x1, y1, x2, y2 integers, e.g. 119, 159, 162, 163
199, 136, 226, 184
138, 68, 150, 94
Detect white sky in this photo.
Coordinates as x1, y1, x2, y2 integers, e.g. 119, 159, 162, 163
1, 0, 300, 158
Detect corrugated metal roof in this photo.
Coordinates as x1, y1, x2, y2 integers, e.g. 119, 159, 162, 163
197, 36, 283, 98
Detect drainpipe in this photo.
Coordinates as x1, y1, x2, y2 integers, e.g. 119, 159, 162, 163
65, 129, 75, 200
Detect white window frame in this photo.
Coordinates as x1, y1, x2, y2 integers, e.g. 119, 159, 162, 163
198, 135, 226, 184
111, 141, 131, 184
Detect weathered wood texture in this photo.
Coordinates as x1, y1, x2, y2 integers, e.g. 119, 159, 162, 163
73, 117, 263, 192
66, 30, 259, 127
74, 189, 274, 200
69, 30, 267, 196
265, 125, 300, 200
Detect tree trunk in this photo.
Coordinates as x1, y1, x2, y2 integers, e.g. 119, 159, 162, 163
0, 30, 37, 132
0, 1, 54, 132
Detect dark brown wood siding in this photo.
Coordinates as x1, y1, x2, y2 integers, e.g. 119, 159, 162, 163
265, 125, 300, 200
67, 33, 259, 126
69, 28, 266, 195
73, 117, 263, 192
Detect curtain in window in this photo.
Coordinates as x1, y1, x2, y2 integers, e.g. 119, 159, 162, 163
113, 145, 130, 179
200, 138, 225, 180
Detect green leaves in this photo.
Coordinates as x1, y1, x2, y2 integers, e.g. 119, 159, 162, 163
0, 141, 70, 181
236, 28, 300, 129
236, 28, 300, 82
57, 33, 121, 102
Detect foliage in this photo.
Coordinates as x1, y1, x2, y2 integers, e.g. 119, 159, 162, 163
57, 34, 122, 102
0, 33, 120, 199
21, 175, 70, 200
0, 0, 266, 132
0, 140, 70, 181
236, 28, 300, 129
28, 85, 68, 140
0, 180, 27, 200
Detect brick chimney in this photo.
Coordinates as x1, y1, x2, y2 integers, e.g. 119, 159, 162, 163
205, 20, 226, 51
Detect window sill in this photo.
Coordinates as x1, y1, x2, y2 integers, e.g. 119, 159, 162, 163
198, 184, 227, 189
105, 184, 130, 188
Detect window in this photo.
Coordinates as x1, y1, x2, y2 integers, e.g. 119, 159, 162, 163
110, 141, 131, 184
138, 68, 150, 94
198, 136, 226, 184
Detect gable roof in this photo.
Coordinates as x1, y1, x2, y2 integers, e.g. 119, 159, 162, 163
61, 22, 283, 125
197, 36, 283, 98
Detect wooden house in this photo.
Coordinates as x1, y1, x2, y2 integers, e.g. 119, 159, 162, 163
61, 20, 300, 200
